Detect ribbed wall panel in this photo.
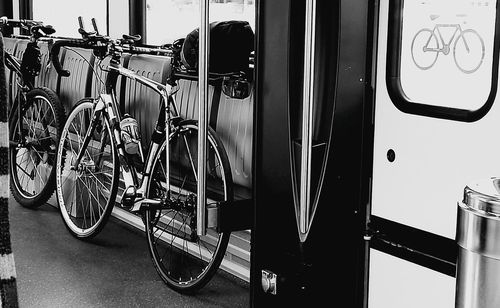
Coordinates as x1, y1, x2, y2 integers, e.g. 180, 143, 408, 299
216, 89, 254, 193
35, 41, 59, 91
175, 79, 214, 121
58, 47, 93, 110
175, 79, 253, 194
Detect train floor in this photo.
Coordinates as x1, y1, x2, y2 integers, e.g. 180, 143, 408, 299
8, 197, 249, 308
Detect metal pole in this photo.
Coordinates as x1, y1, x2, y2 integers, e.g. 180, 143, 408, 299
197, 0, 209, 236
299, 0, 316, 236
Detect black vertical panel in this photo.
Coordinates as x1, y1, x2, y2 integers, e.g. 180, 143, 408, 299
106, 0, 110, 36
129, 0, 146, 44
252, 0, 372, 306
0, 0, 13, 37
18, 0, 32, 36
251, 0, 296, 306
0, 1, 13, 19
19, 0, 32, 20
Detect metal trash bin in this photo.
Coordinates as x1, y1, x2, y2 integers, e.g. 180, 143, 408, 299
456, 177, 500, 308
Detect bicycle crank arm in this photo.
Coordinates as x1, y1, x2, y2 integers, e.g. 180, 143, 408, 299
129, 198, 162, 212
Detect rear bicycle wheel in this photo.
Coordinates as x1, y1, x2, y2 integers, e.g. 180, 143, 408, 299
55, 99, 119, 239
143, 120, 233, 293
10, 87, 65, 208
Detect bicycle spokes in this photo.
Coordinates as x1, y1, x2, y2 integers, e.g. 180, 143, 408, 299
144, 122, 233, 292
12, 95, 58, 199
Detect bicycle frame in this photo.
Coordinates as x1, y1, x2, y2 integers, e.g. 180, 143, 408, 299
424, 24, 469, 54
72, 56, 179, 212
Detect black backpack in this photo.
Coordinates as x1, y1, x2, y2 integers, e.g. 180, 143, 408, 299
181, 20, 254, 73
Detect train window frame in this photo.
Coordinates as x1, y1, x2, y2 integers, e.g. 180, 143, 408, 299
385, 0, 500, 122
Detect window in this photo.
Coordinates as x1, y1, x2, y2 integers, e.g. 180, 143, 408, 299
386, 0, 500, 122
108, 0, 129, 39
146, 0, 255, 45
33, 0, 108, 37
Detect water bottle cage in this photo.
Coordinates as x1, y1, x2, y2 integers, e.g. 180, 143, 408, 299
120, 115, 141, 155
121, 131, 140, 155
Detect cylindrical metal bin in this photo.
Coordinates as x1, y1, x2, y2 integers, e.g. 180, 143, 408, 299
456, 177, 500, 308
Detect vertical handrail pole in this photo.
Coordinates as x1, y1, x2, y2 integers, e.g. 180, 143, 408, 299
197, 0, 209, 236
299, 0, 316, 235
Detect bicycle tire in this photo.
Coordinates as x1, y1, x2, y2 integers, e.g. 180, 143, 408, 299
411, 28, 439, 70
143, 119, 234, 293
10, 87, 65, 208
453, 29, 485, 74
55, 98, 119, 239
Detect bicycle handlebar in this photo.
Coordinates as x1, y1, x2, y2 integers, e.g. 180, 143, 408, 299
49, 17, 242, 80
0, 16, 56, 38
50, 39, 93, 77
50, 36, 173, 77
0, 16, 42, 28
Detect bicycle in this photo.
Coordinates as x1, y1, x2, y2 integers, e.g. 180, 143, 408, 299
50, 18, 237, 293
0, 17, 65, 208
410, 16, 485, 74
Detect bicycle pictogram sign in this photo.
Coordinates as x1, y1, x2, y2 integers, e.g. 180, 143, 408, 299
411, 15, 485, 74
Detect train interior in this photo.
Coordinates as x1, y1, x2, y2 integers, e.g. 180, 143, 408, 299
1, 0, 498, 307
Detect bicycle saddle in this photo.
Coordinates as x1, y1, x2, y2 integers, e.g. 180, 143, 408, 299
430, 14, 439, 21
32, 24, 55, 35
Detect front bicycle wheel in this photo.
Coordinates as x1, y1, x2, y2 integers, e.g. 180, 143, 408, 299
143, 119, 234, 293
10, 87, 65, 208
55, 99, 119, 239
454, 29, 485, 74
411, 28, 439, 70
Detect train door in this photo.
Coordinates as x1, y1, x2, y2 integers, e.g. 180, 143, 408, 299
368, 0, 500, 307
251, 0, 373, 306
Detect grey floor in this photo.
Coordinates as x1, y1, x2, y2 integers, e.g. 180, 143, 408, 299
8, 198, 249, 308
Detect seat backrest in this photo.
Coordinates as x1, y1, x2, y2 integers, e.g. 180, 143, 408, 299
58, 47, 94, 110
214, 87, 254, 196
175, 79, 253, 197
174, 79, 215, 121
35, 40, 59, 91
